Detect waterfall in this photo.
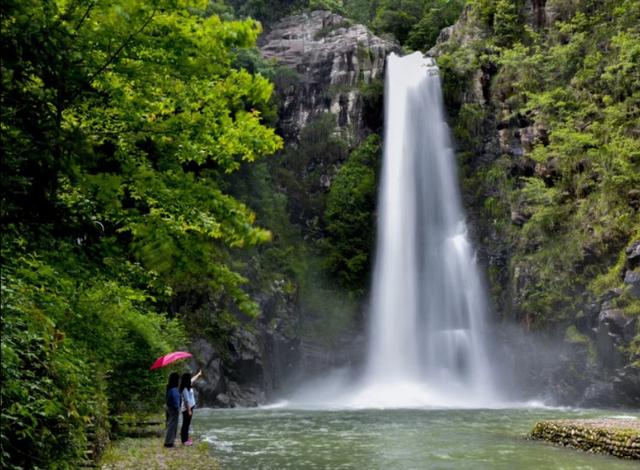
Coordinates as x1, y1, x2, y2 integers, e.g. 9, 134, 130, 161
352, 51, 498, 407
281, 51, 502, 409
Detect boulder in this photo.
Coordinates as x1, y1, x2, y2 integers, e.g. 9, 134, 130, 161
190, 328, 275, 408
598, 308, 636, 342
581, 380, 615, 407
626, 240, 640, 269
624, 269, 640, 298
226, 329, 264, 386
226, 381, 265, 408
612, 365, 640, 406
190, 338, 227, 407
214, 393, 232, 408
594, 308, 636, 372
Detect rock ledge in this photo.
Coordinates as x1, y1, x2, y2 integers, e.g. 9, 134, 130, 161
530, 418, 640, 459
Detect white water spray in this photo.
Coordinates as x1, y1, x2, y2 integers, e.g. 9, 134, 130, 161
350, 52, 498, 408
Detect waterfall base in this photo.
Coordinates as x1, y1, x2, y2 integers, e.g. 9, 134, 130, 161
275, 369, 511, 410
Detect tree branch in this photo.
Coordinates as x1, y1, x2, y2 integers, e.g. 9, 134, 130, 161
86, 7, 157, 86
74, 1, 97, 33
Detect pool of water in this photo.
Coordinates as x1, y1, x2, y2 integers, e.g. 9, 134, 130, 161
193, 407, 639, 469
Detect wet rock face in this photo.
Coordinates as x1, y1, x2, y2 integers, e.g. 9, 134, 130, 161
563, 250, 639, 407
260, 10, 398, 143
191, 330, 267, 408
226, 330, 264, 384
190, 280, 301, 408
190, 339, 227, 407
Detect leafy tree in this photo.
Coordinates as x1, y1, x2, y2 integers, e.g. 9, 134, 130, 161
273, 113, 348, 235
343, 0, 381, 24
373, 0, 426, 43
370, 0, 463, 47
493, 0, 520, 47
1, 0, 282, 466
406, 0, 465, 50
227, 0, 308, 23
2, 0, 282, 312
323, 135, 381, 295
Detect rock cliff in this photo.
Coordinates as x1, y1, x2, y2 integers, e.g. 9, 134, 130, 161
429, 0, 639, 407
260, 10, 397, 143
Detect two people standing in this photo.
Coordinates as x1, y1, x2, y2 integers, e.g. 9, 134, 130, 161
164, 370, 202, 447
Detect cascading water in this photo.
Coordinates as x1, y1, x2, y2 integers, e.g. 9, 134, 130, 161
350, 51, 499, 408
282, 51, 503, 409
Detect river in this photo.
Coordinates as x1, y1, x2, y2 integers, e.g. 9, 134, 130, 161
195, 406, 639, 469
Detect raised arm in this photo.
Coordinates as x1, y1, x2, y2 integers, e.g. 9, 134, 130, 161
191, 369, 203, 385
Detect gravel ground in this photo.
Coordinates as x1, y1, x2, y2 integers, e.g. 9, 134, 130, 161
99, 437, 221, 470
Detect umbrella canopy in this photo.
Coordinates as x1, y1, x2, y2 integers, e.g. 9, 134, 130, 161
150, 351, 192, 370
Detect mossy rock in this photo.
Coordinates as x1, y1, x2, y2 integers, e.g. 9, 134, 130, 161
530, 418, 640, 459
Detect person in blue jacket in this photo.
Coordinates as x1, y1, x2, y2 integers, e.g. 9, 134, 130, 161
164, 372, 181, 447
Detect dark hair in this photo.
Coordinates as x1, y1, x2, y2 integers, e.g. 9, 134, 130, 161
179, 372, 192, 392
166, 372, 180, 390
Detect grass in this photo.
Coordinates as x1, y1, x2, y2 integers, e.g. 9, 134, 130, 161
99, 437, 221, 470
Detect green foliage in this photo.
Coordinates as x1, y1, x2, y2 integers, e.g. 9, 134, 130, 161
1, 0, 282, 317
470, 0, 497, 26
369, 0, 463, 48
227, 0, 308, 23
565, 325, 589, 344
342, 0, 381, 24
372, 0, 425, 43
493, 0, 520, 47
405, 0, 466, 50
591, 239, 637, 297
1, 249, 185, 468
448, 0, 640, 336
1, 0, 282, 467
2, 269, 95, 469
273, 113, 348, 232
309, 0, 348, 14
323, 135, 381, 295
453, 103, 486, 151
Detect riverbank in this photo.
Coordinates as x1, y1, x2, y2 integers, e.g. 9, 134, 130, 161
99, 437, 221, 469
530, 418, 640, 459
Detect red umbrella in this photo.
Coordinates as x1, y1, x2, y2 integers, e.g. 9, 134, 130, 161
150, 351, 192, 370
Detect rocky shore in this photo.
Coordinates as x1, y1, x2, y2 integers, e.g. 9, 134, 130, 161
530, 418, 640, 459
